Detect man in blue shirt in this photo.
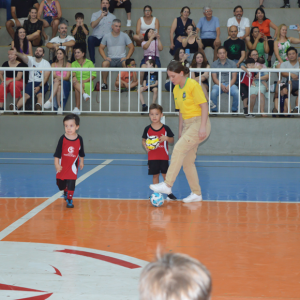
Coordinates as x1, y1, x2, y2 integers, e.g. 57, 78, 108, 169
196, 6, 221, 61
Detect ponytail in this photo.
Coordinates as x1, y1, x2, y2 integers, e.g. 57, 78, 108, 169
167, 61, 189, 75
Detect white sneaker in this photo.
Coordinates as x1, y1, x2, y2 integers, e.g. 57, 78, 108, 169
44, 34, 50, 46
182, 193, 202, 203
72, 107, 81, 115
44, 100, 52, 109
83, 93, 90, 102
210, 100, 216, 109
57, 107, 63, 115
127, 20, 131, 27
149, 182, 172, 194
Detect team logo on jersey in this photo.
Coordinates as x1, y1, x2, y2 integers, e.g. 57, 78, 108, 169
183, 92, 186, 101
68, 147, 75, 154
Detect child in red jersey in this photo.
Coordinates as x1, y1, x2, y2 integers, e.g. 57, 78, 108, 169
54, 114, 85, 208
142, 103, 177, 200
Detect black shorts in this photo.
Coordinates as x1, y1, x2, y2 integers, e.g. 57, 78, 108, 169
56, 179, 76, 191
145, 86, 158, 92
240, 83, 250, 100
202, 38, 216, 49
148, 160, 169, 175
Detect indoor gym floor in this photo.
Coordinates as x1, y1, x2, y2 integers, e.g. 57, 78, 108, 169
0, 153, 299, 300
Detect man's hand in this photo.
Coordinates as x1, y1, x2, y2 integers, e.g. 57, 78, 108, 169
101, 10, 108, 18
120, 57, 126, 62
221, 84, 227, 92
34, 86, 41, 93
105, 57, 112, 61
55, 164, 62, 173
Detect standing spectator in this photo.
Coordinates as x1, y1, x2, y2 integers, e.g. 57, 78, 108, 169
11, 27, 33, 56
224, 25, 245, 67
9, 47, 50, 113
165, 48, 190, 92
99, 19, 134, 90
211, 46, 239, 113
273, 24, 300, 68
182, 24, 202, 64
138, 59, 158, 112
44, 48, 71, 114
0, 49, 27, 112
140, 28, 163, 67
247, 49, 269, 116
139, 252, 211, 300
115, 58, 138, 92
196, 6, 221, 62
245, 27, 269, 64
0, 0, 12, 21
252, 7, 278, 67
280, 0, 300, 8
23, 7, 44, 47
6, 0, 39, 40
88, 0, 116, 65
227, 6, 250, 40
71, 13, 89, 54
279, 47, 300, 112
169, 6, 196, 56
71, 46, 96, 115
46, 21, 75, 63
109, 0, 131, 27
37, 0, 62, 40
259, 0, 265, 7
133, 5, 160, 47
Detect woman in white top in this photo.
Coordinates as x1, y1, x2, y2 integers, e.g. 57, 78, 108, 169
133, 5, 160, 46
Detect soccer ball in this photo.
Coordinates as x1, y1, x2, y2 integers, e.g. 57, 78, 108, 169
146, 136, 160, 150
150, 193, 164, 207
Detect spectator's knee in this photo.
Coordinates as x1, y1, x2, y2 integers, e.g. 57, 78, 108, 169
6, 20, 13, 28
102, 61, 110, 67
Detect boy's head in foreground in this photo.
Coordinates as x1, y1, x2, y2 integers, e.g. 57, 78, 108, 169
149, 103, 163, 124
245, 58, 255, 69
63, 114, 80, 135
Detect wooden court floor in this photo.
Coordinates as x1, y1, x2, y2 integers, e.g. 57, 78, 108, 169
1, 197, 300, 300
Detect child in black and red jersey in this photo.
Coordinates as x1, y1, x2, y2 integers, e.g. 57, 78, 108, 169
54, 114, 85, 208
142, 103, 177, 200
240, 58, 256, 117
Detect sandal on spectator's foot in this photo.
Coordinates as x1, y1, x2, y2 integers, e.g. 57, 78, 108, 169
43, 100, 52, 109
35, 103, 42, 114
101, 83, 108, 90
9, 103, 19, 114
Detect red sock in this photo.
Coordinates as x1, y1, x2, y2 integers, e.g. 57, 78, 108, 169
67, 190, 74, 200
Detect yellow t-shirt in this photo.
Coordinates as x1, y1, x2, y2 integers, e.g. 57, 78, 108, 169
173, 78, 207, 120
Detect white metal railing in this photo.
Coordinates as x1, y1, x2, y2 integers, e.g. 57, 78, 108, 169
0, 67, 299, 116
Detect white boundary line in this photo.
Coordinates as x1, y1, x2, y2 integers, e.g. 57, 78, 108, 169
0, 159, 113, 241
0, 157, 299, 164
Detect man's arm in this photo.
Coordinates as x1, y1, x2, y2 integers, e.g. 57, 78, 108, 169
12, 47, 29, 64
211, 73, 220, 85
62, 40, 75, 47
237, 51, 245, 67
91, 11, 106, 29
125, 43, 134, 60
229, 72, 237, 87
99, 43, 107, 60
46, 42, 58, 49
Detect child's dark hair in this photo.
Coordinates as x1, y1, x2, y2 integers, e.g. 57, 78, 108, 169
75, 12, 84, 19
126, 58, 135, 66
257, 56, 265, 64
150, 103, 163, 113
280, 84, 288, 91
245, 58, 255, 65
167, 60, 189, 75
63, 114, 80, 126
147, 59, 156, 67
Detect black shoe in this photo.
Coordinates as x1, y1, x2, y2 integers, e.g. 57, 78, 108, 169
142, 105, 148, 112
243, 107, 248, 115
167, 193, 177, 200
101, 83, 108, 90
293, 107, 299, 113
66, 199, 74, 208
267, 60, 271, 68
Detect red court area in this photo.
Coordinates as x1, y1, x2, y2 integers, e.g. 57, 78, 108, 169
2, 198, 300, 299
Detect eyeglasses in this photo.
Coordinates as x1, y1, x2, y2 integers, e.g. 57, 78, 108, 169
205, 10, 213, 13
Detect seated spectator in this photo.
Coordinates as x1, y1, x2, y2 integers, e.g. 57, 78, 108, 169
11, 27, 33, 56
140, 28, 163, 67
211, 46, 239, 113
133, 5, 159, 47
44, 48, 71, 114
169, 6, 196, 56
6, 0, 38, 39
37, 0, 62, 40
109, 0, 131, 27
196, 6, 221, 62
273, 24, 300, 68
165, 48, 190, 92
252, 7, 278, 67
88, 0, 116, 65
99, 19, 134, 90
245, 27, 269, 64
138, 59, 158, 112
71, 45, 96, 115
23, 7, 44, 47
9, 47, 50, 113
0, 0, 12, 22
115, 58, 138, 92
139, 252, 211, 300
273, 84, 289, 115
46, 21, 75, 63
227, 6, 250, 40
279, 47, 299, 112
182, 23, 202, 64
71, 12, 89, 56
224, 25, 245, 67
247, 49, 269, 116
0, 49, 27, 112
